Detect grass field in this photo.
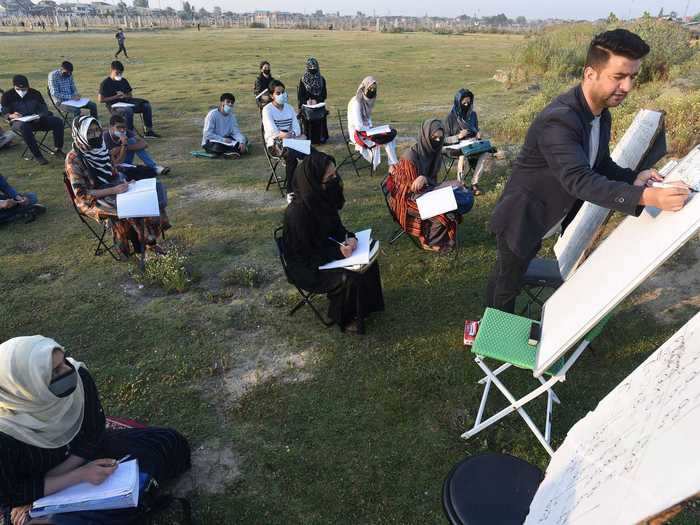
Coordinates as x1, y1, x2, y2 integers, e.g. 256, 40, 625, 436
0, 28, 697, 524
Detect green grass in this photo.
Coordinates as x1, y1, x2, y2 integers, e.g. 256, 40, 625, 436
0, 28, 696, 524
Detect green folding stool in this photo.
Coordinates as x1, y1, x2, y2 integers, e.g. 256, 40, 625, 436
462, 308, 609, 456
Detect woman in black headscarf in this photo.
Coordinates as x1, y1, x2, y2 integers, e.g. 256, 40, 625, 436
444, 88, 493, 195
282, 151, 384, 333
297, 57, 329, 145
385, 119, 473, 251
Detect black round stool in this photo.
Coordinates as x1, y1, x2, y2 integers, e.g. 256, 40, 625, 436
442, 453, 543, 525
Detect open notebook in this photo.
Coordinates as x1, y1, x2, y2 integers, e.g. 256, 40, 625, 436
116, 178, 159, 219
30, 459, 139, 517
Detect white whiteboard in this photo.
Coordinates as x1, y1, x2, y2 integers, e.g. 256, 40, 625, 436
534, 147, 700, 376
525, 311, 700, 525
554, 110, 664, 280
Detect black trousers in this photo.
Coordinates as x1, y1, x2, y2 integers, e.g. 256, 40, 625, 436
11, 115, 64, 158
115, 42, 128, 57
204, 140, 242, 155
485, 234, 541, 314
268, 145, 306, 191
111, 98, 153, 130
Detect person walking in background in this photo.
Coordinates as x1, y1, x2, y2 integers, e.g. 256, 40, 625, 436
115, 28, 128, 58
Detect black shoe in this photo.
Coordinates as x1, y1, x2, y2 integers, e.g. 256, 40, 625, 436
30, 204, 47, 216
223, 151, 240, 159
144, 130, 161, 138
34, 156, 49, 165
53, 148, 66, 158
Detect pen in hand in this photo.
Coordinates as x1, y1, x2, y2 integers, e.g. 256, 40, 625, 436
328, 236, 347, 247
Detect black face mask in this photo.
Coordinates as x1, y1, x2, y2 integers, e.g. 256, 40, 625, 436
431, 138, 444, 151
49, 361, 78, 398
323, 176, 345, 210
263, 70, 271, 76
365, 89, 377, 99
87, 136, 103, 149
62, 72, 71, 78
308, 68, 318, 74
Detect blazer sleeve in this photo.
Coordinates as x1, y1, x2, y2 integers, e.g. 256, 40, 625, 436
598, 140, 638, 184
537, 113, 644, 216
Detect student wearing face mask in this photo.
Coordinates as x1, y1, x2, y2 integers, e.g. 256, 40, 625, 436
347, 76, 398, 172
98, 61, 160, 138
297, 57, 329, 145
103, 114, 169, 175
283, 151, 384, 333
66, 116, 170, 257
262, 79, 307, 190
0, 336, 190, 525
444, 88, 493, 196
48, 61, 98, 119
386, 119, 473, 252
1, 75, 66, 165
254, 61, 275, 109
202, 93, 249, 158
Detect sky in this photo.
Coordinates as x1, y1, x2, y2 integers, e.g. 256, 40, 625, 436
141, 0, 699, 20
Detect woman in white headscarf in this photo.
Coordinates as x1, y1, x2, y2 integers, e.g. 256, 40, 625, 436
346, 76, 398, 172
0, 336, 190, 525
65, 115, 170, 258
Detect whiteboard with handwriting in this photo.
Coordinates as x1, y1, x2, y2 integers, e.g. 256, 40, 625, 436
525, 311, 700, 524
553, 110, 664, 280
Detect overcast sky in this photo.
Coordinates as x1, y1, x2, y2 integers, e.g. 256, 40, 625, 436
143, 0, 698, 20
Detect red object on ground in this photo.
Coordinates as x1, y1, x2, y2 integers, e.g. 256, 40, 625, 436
464, 320, 480, 346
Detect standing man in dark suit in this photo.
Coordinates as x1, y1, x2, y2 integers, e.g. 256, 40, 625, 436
486, 29, 690, 313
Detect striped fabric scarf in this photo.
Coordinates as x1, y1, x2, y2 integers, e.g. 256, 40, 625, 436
71, 116, 113, 184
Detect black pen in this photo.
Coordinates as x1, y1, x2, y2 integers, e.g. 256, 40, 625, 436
328, 236, 347, 246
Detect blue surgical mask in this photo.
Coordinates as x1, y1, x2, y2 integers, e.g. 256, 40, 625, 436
222, 104, 232, 114
275, 92, 288, 105
113, 130, 125, 138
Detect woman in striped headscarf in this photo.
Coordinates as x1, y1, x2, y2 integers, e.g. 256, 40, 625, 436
297, 57, 329, 144
65, 116, 170, 257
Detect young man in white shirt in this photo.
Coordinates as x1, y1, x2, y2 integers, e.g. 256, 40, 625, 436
262, 79, 307, 190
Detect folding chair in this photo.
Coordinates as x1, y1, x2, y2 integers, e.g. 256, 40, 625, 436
379, 173, 420, 247
63, 172, 120, 261
461, 308, 610, 456
273, 226, 334, 327
12, 126, 53, 161
518, 258, 563, 318
47, 86, 72, 129
262, 125, 287, 196
336, 109, 374, 177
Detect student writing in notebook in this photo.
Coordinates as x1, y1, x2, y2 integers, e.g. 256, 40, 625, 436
282, 151, 384, 333
202, 92, 249, 158
385, 119, 473, 252
65, 116, 170, 257
0, 335, 190, 525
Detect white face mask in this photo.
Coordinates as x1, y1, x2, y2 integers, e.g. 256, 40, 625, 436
222, 104, 233, 114
114, 75, 123, 81
274, 92, 288, 105
113, 130, 126, 138
15, 88, 28, 98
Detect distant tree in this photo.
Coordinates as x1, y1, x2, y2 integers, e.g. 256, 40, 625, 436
515, 16, 527, 25
198, 6, 208, 17
213, 5, 221, 16
356, 11, 364, 17
606, 12, 619, 24
133, 0, 148, 8
223, 10, 233, 16
314, 9, 323, 16
658, 7, 664, 17
642, 11, 652, 19
165, 6, 175, 14
180, 1, 194, 19
117, 1, 127, 13
668, 10, 678, 19
693, 12, 700, 22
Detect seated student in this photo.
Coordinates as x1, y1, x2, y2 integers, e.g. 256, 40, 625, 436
283, 150, 384, 333
0, 174, 45, 225
0, 335, 190, 525
444, 88, 493, 196
98, 61, 160, 138
347, 76, 398, 172
1, 75, 65, 165
103, 114, 169, 175
254, 61, 275, 109
202, 92, 249, 158
262, 79, 307, 191
297, 57, 329, 145
386, 119, 474, 252
66, 116, 170, 257
48, 61, 99, 119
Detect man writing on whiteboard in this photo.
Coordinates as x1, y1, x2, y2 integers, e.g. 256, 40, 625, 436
486, 29, 690, 313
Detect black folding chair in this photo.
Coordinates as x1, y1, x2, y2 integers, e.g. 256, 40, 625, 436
11, 125, 53, 161
273, 226, 334, 327
379, 174, 420, 247
336, 109, 374, 177
63, 172, 121, 261
47, 86, 72, 129
262, 125, 287, 196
